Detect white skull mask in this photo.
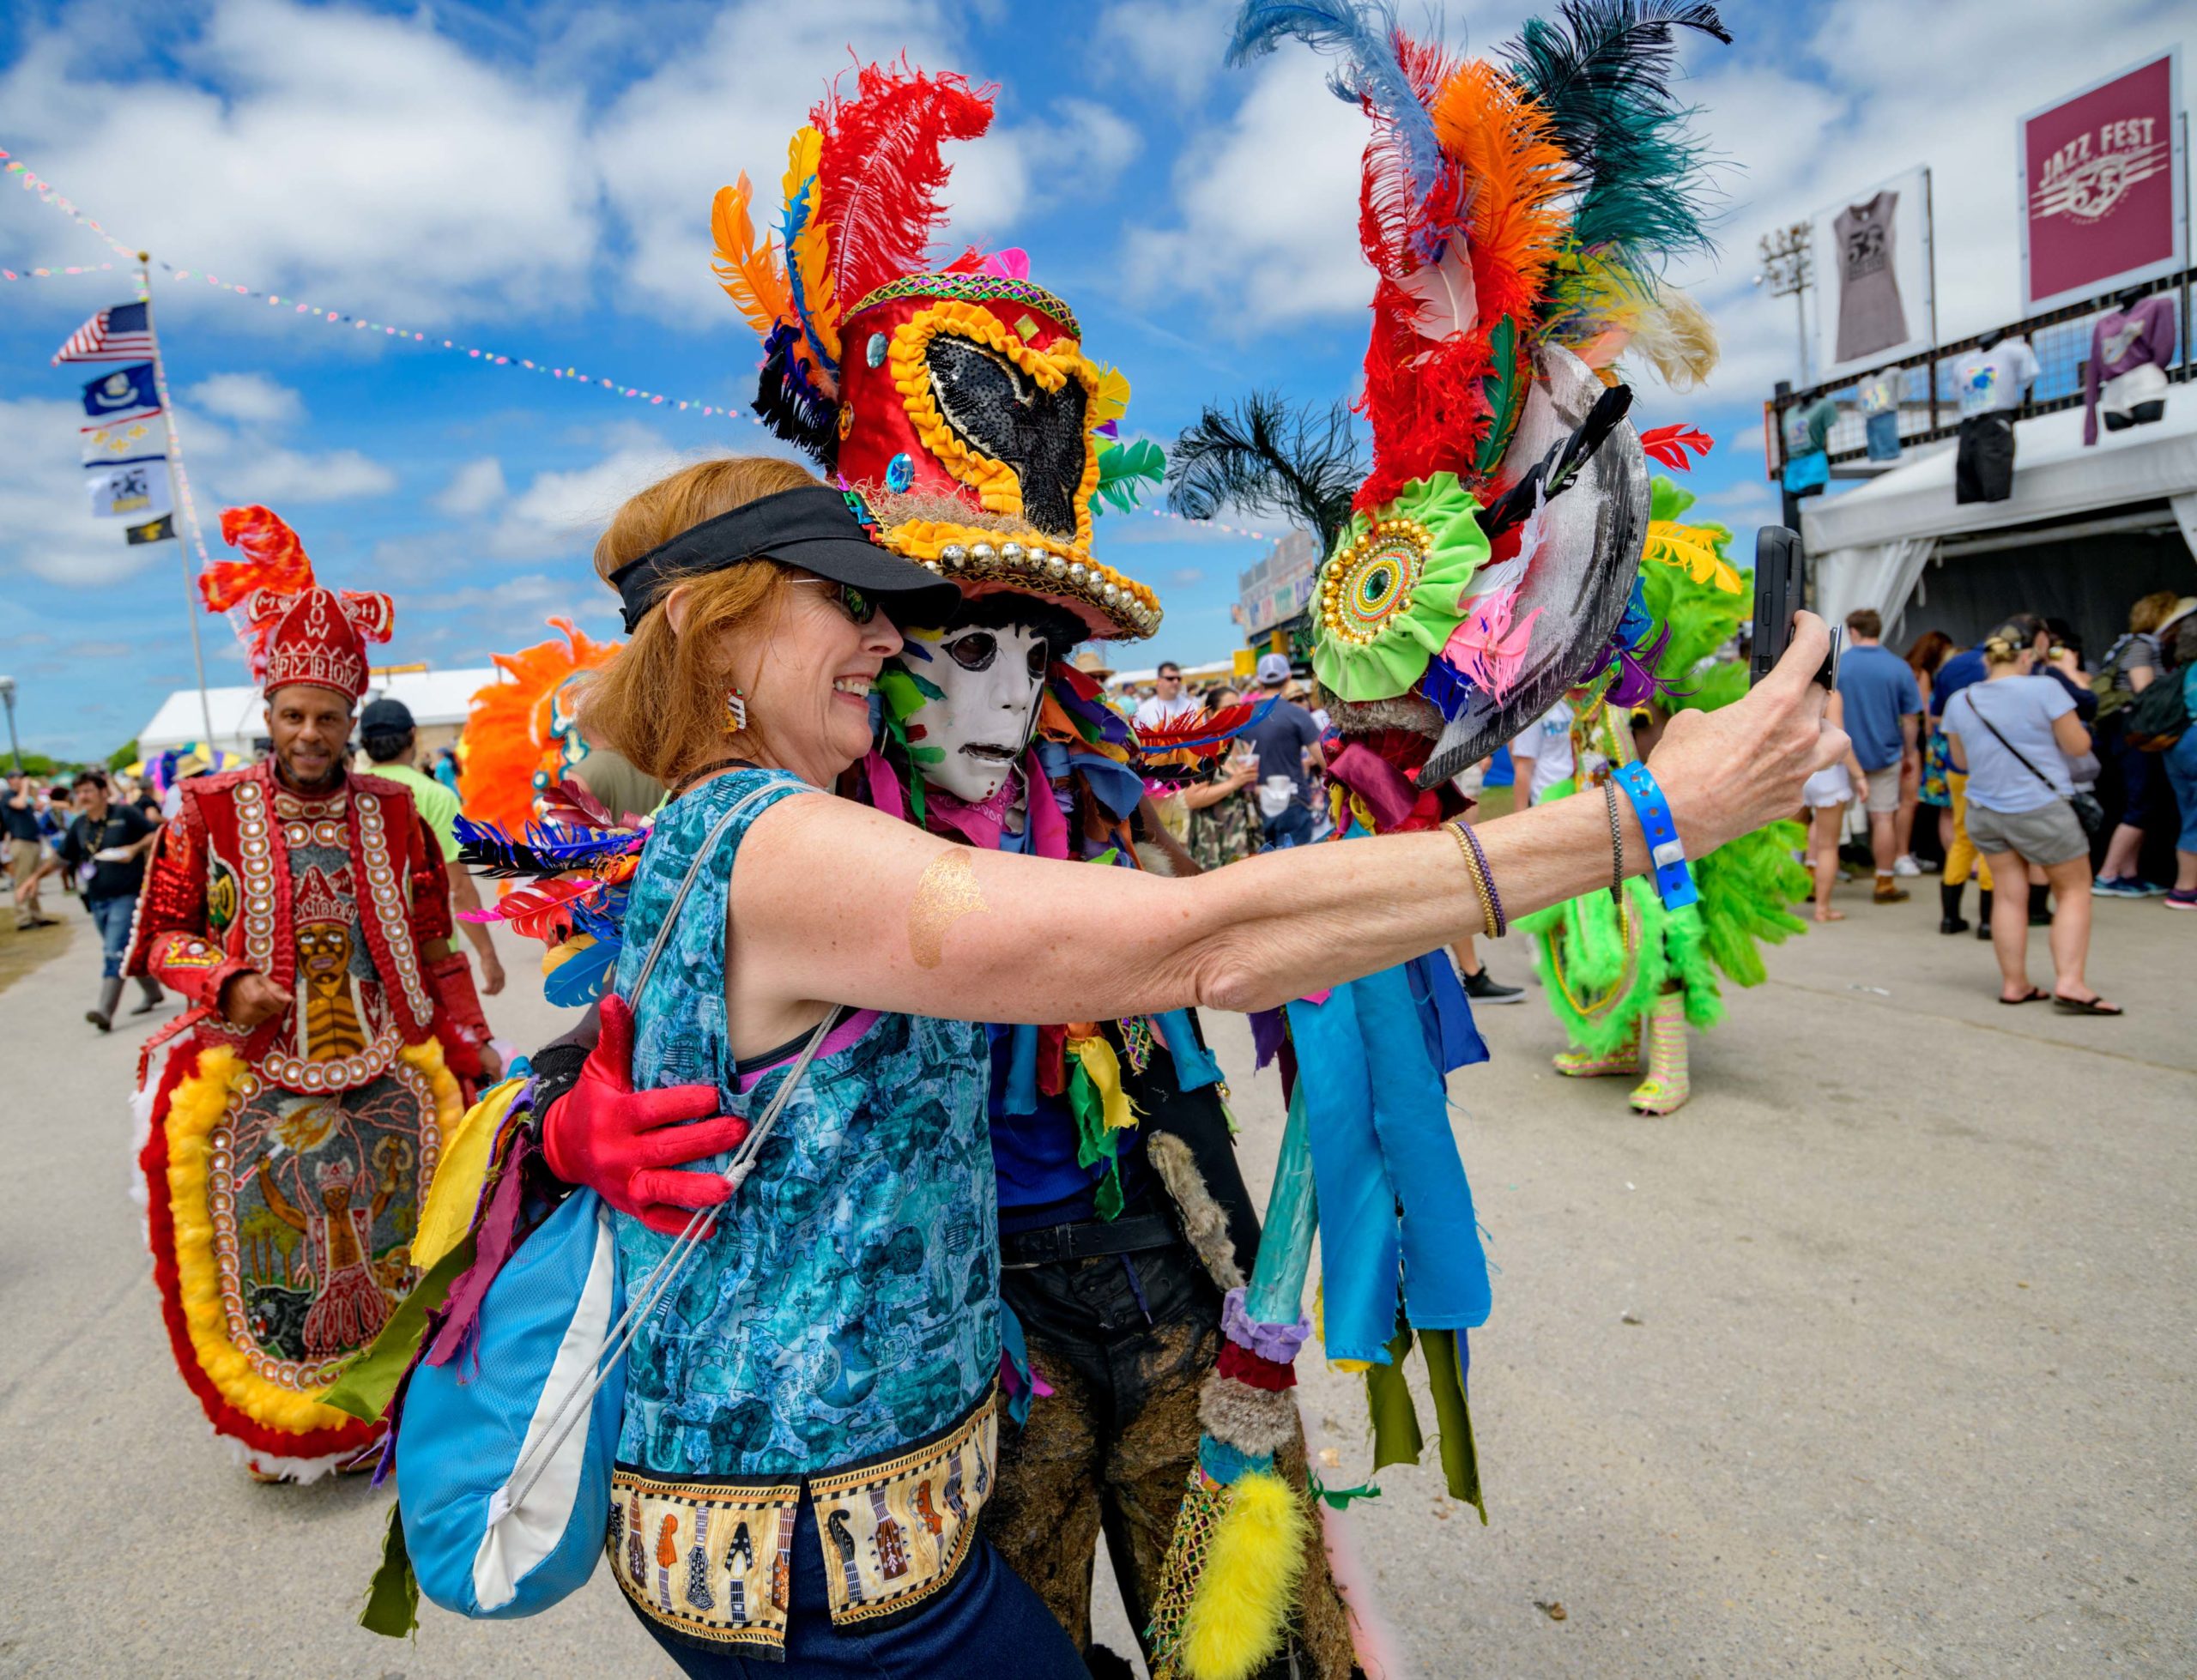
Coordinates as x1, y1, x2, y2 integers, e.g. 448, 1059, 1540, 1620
904, 619, 1053, 804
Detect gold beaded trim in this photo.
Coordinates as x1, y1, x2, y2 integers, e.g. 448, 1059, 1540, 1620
881, 517, 1162, 641
1442, 819, 1498, 940
1318, 517, 1434, 647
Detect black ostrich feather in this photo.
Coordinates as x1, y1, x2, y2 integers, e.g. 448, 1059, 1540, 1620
1165, 392, 1367, 555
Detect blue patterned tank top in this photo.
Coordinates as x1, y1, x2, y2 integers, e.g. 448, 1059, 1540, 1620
612, 769, 997, 1478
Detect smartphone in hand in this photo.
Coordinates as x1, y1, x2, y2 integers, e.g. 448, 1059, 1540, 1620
1749, 525, 1838, 688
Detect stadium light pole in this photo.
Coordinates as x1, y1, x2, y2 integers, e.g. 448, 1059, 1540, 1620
1753, 223, 1814, 390
0, 676, 21, 772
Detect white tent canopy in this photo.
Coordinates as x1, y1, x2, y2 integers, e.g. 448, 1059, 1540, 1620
137, 667, 499, 759
1803, 402, 2197, 639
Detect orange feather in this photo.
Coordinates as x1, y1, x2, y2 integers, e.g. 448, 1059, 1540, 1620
1430, 61, 1571, 330
711, 174, 792, 341
457, 618, 619, 855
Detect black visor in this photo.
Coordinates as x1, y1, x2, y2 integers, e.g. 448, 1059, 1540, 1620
608, 485, 961, 633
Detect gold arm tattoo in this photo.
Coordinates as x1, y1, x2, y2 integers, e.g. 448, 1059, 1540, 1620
907, 849, 990, 970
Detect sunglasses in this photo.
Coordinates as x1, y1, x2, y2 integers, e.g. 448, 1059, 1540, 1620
793, 577, 879, 625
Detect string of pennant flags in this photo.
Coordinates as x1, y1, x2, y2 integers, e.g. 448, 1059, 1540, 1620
7, 142, 1275, 544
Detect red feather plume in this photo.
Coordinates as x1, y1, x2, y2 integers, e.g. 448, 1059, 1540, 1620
814, 61, 996, 311
1638, 423, 1714, 472
202, 504, 315, 612
1351, 32, 1495, 511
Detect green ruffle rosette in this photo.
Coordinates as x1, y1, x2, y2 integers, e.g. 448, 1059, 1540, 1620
1310, 472, 1490, 703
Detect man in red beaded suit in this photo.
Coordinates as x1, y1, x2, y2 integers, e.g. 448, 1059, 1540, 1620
126, 505, 496, 1481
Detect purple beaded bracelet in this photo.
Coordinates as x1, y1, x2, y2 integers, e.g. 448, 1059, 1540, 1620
1455, 819, 1505, 937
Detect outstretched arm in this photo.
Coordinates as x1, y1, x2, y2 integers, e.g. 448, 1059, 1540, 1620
728, 618, 1844, 1052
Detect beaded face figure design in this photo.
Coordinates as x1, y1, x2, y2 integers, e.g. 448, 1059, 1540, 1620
923, 335, 1091, 541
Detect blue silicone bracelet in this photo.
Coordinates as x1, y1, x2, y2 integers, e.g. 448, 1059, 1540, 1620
1612, 761, 1698, 910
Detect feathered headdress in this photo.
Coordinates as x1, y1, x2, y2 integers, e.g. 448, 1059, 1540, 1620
1217, 0, 1732, 788
202, 505, 393, 698
710, 59, 1163, 641
457, 618, 620, 844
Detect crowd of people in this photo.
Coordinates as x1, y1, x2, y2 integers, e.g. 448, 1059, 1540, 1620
1802, 593, 2197, 1016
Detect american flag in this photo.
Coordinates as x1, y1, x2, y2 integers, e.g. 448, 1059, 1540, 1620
51, 300, 155, 366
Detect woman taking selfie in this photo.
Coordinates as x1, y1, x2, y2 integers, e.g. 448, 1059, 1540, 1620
1942, 621, 2118, 1013
535, 452, 1845, 1677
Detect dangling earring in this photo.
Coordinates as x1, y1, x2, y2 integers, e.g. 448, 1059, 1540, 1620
723, 687, 748, 735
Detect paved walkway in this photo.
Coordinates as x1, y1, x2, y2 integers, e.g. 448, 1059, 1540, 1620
0, 880, 2189, 1677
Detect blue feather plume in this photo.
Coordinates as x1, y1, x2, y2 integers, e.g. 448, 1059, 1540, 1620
1225, 2, 1446, 235
544, 936, 619, 1008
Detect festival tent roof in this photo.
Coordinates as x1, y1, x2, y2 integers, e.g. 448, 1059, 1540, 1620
137, 666, 499, 758
1803, 402, 2197, 554
1803, 402, 2197, 647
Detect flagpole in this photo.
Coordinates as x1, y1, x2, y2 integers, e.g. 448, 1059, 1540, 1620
136, 253, 218, 752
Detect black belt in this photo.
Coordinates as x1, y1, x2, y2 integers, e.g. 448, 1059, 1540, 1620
999, 1212, 1177, 1270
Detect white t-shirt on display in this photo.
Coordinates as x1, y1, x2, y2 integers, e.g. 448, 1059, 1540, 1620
1952, 339, 2040, 418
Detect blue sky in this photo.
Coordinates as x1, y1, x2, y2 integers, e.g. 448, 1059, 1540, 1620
1, 0, 2185, 758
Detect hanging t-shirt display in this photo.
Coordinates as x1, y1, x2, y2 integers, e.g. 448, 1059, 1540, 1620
1951, 337, 2037, 506
1833, 191, 1910, 363
1859, 373, 1901, 462
2082, 294, 2176, 444
1779, 395, 1841, 498
1952, 338, 2040, 417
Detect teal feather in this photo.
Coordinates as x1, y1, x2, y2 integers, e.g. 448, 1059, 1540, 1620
1093, 438, 1167, 515
1470, 317, 1528, 480
1504, 2, 1729, 278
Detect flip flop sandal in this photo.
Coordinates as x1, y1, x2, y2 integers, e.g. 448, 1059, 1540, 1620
1998, 988, 2049, 1005
2052, 994, 2123, 1016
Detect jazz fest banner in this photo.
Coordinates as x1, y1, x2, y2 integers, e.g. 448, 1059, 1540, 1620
2018, 50, 2188, 311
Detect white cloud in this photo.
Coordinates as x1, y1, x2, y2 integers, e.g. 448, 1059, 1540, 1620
187, 372, 306, 426
165, 389, 399, 511
591, 2, 971, 324
0, 0, 601, 324
0, 375, 398, 594
1123, 54, 1371, 329
211, 442, 396, 505
487, 426, 695, 560
1089, 0, 1239, 103
433, 456, 507, 517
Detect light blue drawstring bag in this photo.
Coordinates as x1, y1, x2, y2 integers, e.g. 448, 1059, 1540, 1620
395, 782, 838, 1618
398, 1186, 626, 1617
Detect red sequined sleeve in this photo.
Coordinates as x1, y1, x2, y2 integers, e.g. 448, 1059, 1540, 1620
126, 795, 250, 1006
411, 809, 489, 1078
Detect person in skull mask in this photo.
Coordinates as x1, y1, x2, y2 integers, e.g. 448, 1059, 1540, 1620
855, 583, 1362, 1678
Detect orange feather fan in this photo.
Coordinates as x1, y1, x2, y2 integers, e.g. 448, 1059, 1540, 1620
458, 618, 619, 848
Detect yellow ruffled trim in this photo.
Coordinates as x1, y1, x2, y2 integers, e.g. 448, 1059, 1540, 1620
887, 299, 1108, 553
166, 1039, 462, 1435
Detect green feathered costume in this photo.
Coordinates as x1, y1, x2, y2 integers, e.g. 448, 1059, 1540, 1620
1516, 480, 1810, 1057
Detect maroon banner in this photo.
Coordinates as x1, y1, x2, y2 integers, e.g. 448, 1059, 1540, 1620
2019, 51, 2184, 311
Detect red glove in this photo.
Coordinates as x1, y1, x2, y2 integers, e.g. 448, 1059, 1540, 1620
540, 994, 750, 1236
